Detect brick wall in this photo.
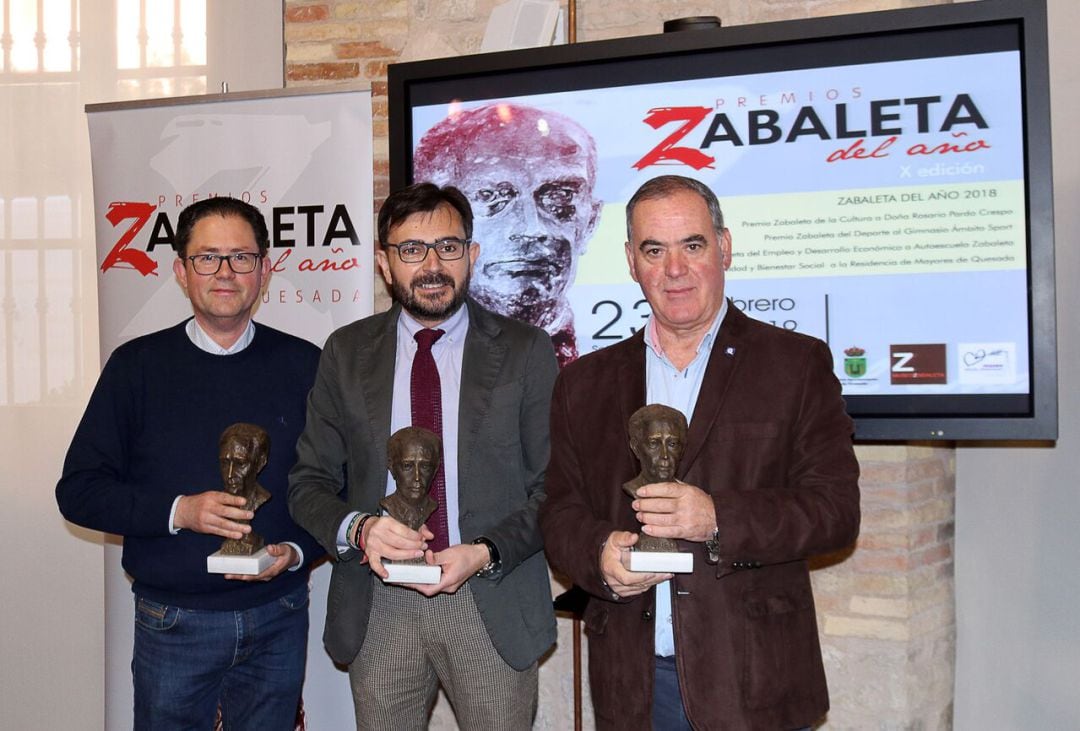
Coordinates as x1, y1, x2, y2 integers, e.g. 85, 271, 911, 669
285, 2, 957, 729
284, 0, 947, 202
815, 445, 956, 728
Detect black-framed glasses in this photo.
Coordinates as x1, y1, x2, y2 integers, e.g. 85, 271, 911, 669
184, 252, 264, 275
383, 237, 471, 263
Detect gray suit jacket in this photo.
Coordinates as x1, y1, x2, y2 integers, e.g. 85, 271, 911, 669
288, 299, 558, 669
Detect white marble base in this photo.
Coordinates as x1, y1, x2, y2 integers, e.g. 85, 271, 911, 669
628, 549, 693, 573
207, 546, 274, 575
384, 560, 441, 584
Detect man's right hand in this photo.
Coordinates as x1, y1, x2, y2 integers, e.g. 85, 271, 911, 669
600, 530, 673, 599
174, 491, 253, 539
362, 516, 431, 579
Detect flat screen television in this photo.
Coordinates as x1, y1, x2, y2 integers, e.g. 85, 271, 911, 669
388, 0, 1056, 441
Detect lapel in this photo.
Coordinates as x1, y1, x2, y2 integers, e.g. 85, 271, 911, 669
614, 334, 649, 516
617, 331, 648, 438
457, 300, 508, 491
677, 304, 749, 478
358, 304, 399, 474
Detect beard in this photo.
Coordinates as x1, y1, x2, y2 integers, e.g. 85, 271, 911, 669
392, 269, 470, 323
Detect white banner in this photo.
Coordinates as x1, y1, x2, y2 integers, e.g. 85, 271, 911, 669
86, 87, 372, 729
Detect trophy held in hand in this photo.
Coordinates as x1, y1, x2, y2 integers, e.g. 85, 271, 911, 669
207, 423, 276, 575
381, 426, 443, 584
623, 405, 694, 573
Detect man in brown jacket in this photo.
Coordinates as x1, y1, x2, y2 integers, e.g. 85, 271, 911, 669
540, 175, 860, 730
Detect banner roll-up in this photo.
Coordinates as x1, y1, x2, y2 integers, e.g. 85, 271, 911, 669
86, 86, 373, 729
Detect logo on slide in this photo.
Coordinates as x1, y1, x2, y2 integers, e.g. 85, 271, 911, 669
958, 342, 1016, 385
890, 344, 946, 385
843, 346, 867, 378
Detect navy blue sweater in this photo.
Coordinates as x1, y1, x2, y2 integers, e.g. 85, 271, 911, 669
57, 320, 323, 610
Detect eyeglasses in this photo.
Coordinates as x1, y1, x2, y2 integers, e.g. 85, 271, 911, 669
383, 237, 471, 263
184, 252, 264, 275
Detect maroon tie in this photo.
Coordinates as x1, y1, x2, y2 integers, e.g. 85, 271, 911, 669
411, 328, 449, 552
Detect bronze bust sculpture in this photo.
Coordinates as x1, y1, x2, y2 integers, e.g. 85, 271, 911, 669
216, 423, 272, 556
379, 427, 443, 582
623, 404, 688, 554
381, 426, 441, 532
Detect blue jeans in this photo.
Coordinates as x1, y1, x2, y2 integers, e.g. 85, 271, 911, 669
132, 583, 309, 731
653, 655, 692, 730
653, 656, 812, 730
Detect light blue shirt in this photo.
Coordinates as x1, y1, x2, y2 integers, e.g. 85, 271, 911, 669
336, 305, 469, 550
643, 300, 727, 657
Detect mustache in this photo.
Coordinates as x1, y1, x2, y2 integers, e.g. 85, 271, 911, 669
482, 259, 558, 276
410, 272, 455, 288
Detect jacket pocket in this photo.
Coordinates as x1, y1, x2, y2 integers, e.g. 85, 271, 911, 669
583, 601, 609, 637
741, 582, 821, 709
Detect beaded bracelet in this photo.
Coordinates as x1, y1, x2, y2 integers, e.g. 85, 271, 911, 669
354, 513, 375, 552
345, 513, 364, 550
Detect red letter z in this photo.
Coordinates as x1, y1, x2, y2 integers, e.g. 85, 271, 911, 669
633, 107, 715, 171
100, 201, 158, 276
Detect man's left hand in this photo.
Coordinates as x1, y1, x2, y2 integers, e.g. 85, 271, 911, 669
224, 542, 297, 582
403, 543, 490, 597
633, 482, 716, 543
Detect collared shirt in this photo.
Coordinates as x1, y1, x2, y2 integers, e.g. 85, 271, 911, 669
644, 299, 728, 657
171, 318, 302, 570
185, 317, 255, 355
335, 304, 470, 551
386, 305, 468, 546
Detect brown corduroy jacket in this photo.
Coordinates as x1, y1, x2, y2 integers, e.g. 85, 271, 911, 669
540, 304, 861, 730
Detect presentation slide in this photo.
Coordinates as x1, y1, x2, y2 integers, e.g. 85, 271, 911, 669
411, 50, 1029, 398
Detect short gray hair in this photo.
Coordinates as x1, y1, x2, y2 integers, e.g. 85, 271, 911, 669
625, 175, 725, 241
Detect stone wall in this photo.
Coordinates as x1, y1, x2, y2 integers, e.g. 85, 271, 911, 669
284, 2, 957, 728
815, 445, 956, 729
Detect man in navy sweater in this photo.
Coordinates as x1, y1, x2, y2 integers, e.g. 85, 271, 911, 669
57, 197, 322, 731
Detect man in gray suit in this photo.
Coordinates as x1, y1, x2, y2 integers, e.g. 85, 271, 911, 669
288, 183, 558, 729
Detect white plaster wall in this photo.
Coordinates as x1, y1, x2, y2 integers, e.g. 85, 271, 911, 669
0, 411, 105, 728
0, 15, 105, 731
0, 4, 286, 729
953, 0, 1080, 727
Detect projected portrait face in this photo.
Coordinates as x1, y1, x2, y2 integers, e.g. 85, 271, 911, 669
415, 104, 602, 364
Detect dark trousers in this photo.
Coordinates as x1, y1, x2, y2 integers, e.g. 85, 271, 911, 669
653, 655, 692, 730
133, 584, 309, 731
652, 655, 814, 731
